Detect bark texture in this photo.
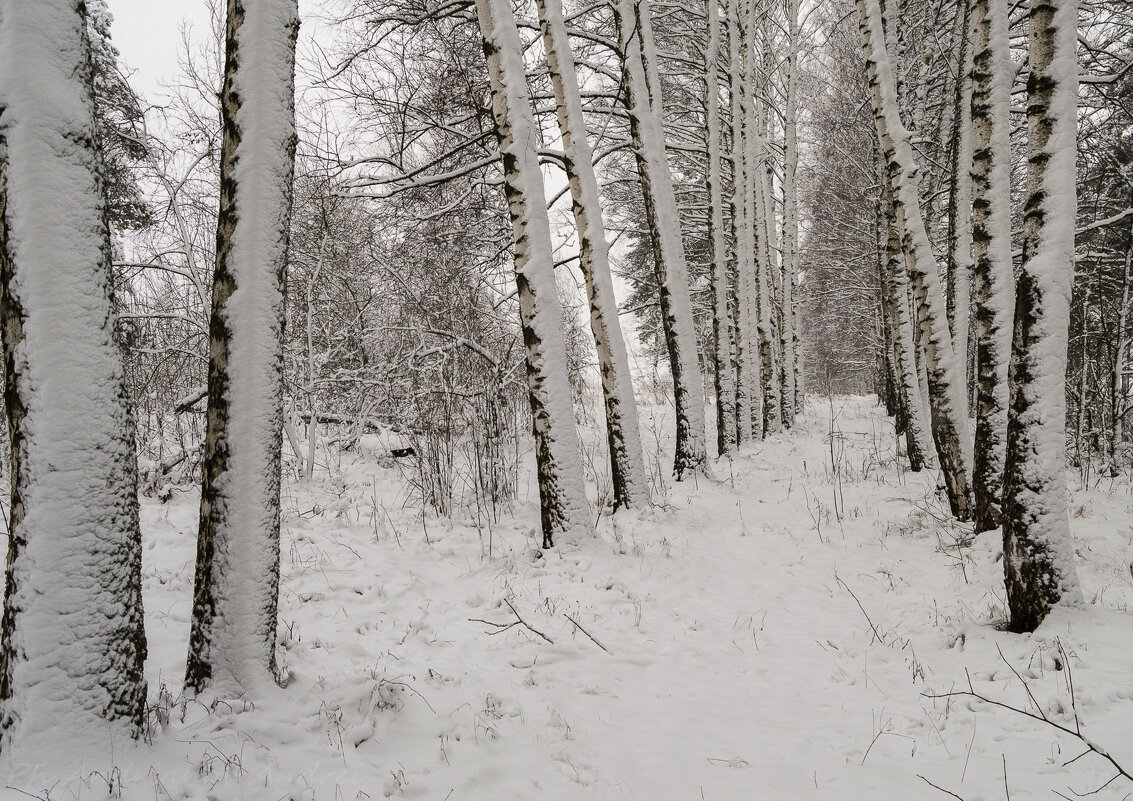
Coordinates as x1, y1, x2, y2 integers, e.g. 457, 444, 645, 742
704, 0, 737, 455
0, 0, 147, 762
970, 0, 1014, 533
1002, 0, 1082, 632
186, 0, 299, 693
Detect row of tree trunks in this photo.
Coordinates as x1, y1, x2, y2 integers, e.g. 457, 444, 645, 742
858, 0, 974, 520
866, 0, 1083, 632
475, 0, 590, 546
534, 0, 648, 510
615, 0, 708, 478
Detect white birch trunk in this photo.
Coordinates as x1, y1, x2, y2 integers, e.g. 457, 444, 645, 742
534, 0, 648, 507
970, 0, 1015, 532
475, 0, 589, 544
1001, 0, 1082, 632
728, 0, 758, 444
615, 0, 708, 477
947, 2, 974, 417
185, 0, 299, 694
0, 0, 147, 765
703, 0, 737, 455
781, 0, 800, 425
753, 97, 782, 435
858, 0, 974, 520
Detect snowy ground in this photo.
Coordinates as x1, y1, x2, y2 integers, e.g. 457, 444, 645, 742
5, 395, 1133, 801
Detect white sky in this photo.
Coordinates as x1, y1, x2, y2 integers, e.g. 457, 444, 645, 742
106, 0, 214, 101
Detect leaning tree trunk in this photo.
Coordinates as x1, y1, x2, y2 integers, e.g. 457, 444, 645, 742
703, 0, 737, 456
535, 0, 648, 508
858, 0, 974, 520
1001, 0, 1082, 633
615, 0, 708, 478
475, 0, 589, 545
970, 0, 1015, 533
185, 0, 299, 694
883, 186, 935, 472
0, 0, 147, 763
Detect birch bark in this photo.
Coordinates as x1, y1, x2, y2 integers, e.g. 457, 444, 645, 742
970, 0, 1015, 532
0, 0, 148, 763
185, 0, 299, 694
1001, 0, 1082, 632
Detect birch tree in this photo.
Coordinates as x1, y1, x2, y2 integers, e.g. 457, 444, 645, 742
185, 0, 300, 694
704, 0, 738, 455
729, 0, 760, 443
969, 0, 1014, 532
1001, 0, 1081, 632
534, 0, 648, 506
0, 0, 147, 762
615, 0, 709, 477
781, 0, 800, 424
474, 0, 589, 544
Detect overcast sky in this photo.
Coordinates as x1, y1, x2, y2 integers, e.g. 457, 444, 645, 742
105, 0, 214, 101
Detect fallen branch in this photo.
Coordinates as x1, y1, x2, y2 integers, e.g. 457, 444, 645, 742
925, 647, 1132, 796
918, 774, 966, 800
470, 599, 554, 645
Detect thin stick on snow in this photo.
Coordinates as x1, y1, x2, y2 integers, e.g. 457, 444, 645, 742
471, 600, 555, 645
835, 574, 885, 645
563, 614, 610, 653
917, 775, 967, 801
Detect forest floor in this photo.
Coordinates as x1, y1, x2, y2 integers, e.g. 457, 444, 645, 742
6, 396, 1133, 801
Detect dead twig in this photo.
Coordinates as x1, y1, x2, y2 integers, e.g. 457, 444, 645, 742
917, 775, 967, 801
563, 613, 610, 653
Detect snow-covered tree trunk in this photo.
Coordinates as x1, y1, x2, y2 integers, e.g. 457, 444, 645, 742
703, 0, 737, 456
615, 0, 708, 477
946, 0, 974, 415
185, 0, 299, 694
781, 0, 800, 426
475, 0, 589, 543
0, 0, 147, 762
1001, 0, 1082, 632
728, 0, 758, 444
970, 0, 1015, 533
535, 0, 648, 507
753, 102, 781, 436
858, 0, 974, 520
882, 186, 935, 471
